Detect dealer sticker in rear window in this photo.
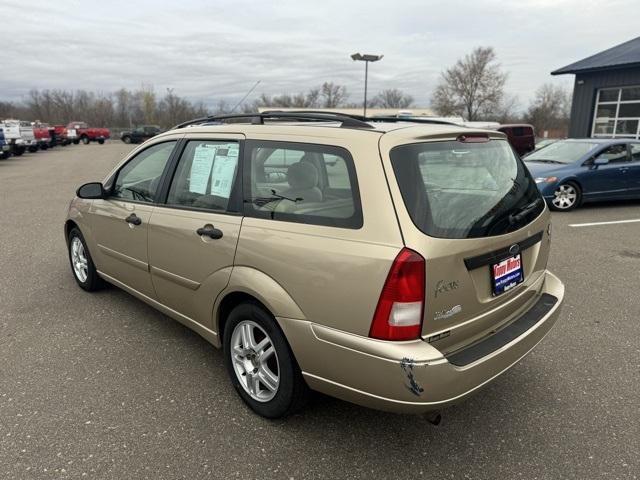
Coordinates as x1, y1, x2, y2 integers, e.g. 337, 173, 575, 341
491, 254, 524, 295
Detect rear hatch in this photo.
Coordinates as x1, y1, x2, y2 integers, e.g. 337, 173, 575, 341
382, 131, 550, 354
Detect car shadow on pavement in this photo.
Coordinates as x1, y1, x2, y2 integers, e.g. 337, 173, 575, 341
575, 198, 640, 210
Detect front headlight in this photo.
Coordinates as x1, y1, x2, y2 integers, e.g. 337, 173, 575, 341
535, 176, 558, 184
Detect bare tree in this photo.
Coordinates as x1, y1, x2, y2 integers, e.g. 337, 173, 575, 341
114, 88, 131, 127
0, 101, 26, 119
91, 95, 115, 127
140, 86, 156, 124
253, 86, 325, 109
525, 84, 572, 135
485, 94, 521, 124
52, 90, 75, 124
158, 88, 194, 127
431, 47, 508, 121
370, 89, 414, 109
320, 82, 348, 108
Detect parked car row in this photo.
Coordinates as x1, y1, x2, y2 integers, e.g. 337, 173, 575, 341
0, 120, 111, 159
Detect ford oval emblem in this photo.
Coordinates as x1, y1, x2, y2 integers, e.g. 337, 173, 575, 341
509, 244, 520, 255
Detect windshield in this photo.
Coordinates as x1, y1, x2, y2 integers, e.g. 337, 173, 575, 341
525, 141, 598, 164
390, 139, 544, 239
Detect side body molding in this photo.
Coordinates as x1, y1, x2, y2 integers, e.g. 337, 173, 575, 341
213, 266, 307, 336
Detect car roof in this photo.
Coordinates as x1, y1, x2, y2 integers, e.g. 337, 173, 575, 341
155, 121, 506, 144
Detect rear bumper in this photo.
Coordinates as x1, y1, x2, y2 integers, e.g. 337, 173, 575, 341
278, 270, 564, 414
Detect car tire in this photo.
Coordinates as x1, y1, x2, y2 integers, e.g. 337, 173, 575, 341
81, 136, 90, 145
550, 181, 581, 211
223, 302, 309, 418
122, 136, 131, 144
28, 146, 38, 153
72, 139, 79, 145
98, 139, 105, 145
67, 227, 104, 291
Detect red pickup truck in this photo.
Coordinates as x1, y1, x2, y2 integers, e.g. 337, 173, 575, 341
52, 125, 70, 146
66, 122, 110, 145
33, 123, 52, 150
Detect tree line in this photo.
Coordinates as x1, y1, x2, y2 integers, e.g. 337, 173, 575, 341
0, 47, 570, 136
0, 82, 414, 129
0, 87, 209, 129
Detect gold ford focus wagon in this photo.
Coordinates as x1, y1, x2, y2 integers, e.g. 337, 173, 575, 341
65, 112, 564, 419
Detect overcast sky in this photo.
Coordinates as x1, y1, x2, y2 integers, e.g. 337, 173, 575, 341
2, 0, 639, 111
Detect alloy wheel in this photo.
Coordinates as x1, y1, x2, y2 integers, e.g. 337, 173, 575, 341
552, 184, 578, 210
70, 237, 88, 283
230, 320, 280, 402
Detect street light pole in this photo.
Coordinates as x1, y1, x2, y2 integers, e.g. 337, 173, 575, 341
364, 60, 369, 117
351, 53, 383, 117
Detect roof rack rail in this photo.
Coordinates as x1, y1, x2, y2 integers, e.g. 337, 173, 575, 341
261, 110, 459, 126
173, 111, 374, 130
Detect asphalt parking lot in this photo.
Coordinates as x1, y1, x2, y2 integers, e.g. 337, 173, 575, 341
1, 142, 639, 480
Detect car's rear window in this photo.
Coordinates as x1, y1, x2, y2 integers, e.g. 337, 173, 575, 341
390, 139, 544, 239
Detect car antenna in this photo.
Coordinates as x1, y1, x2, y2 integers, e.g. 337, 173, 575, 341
229, 80, 261, 113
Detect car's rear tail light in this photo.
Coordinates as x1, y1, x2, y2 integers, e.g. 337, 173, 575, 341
369, 248, 425, 341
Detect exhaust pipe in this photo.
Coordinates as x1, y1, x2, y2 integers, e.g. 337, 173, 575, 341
424, 411, 442, 426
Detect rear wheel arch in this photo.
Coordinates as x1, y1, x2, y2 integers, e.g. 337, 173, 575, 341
216, 291, 305, 376
214, 267, 307, 342
216, 267, 306, 330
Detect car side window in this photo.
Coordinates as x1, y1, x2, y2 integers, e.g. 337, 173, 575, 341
166, 140, 240, 212
244, 141, 362, 229
597, 144, 629, 164
630, 144, 640, 161
112, 141, 176, 203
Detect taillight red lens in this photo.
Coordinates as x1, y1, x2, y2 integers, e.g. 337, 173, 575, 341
369, 248, 425, 341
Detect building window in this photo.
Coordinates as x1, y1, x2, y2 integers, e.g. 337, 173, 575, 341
592, 86, 640, 139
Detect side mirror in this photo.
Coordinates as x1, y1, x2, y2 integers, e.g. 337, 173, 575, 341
77, 182, 106, 199
594, 156, 609, 166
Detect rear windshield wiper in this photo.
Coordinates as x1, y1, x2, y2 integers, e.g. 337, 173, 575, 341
508, 198, 543, 225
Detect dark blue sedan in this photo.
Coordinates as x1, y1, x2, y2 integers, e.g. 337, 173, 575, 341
524, 139, 640, 211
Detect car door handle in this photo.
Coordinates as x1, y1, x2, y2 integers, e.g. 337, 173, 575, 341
125, 213, 142, 226
197, 224, 223, 239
